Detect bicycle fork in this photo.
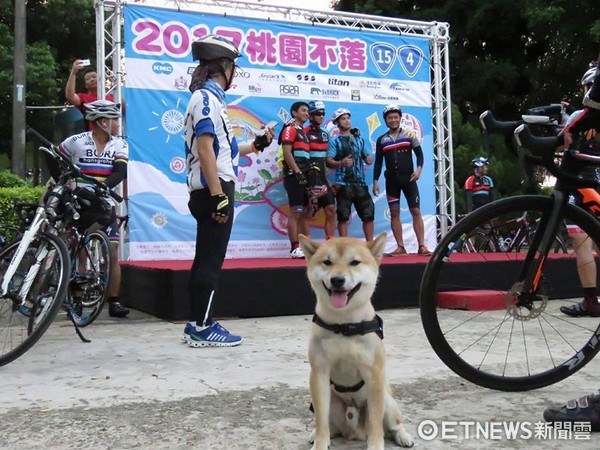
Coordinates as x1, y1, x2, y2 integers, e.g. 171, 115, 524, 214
517, 192, 567, 301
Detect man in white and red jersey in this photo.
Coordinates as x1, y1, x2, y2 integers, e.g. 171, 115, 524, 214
58, 100, 129, 318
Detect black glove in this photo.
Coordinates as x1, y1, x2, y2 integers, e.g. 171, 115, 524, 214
295, 171, 308, 185
253, 133, 272, 152
350, 127, 361, 137
210, 193, 230, 218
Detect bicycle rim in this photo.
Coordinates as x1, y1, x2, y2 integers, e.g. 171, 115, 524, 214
0, 231, 70, 366
69, 230, 111, 327
420, 195, 600, 391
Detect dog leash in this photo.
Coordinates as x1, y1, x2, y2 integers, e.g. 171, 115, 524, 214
312, 313, 384, 340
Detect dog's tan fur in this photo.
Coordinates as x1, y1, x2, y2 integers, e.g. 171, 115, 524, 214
300, 233, 414, 450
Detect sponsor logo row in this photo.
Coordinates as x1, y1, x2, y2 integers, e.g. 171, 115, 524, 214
145, 61, 415, 100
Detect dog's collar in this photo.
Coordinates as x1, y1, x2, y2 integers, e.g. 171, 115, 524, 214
312, 313, 384, 340
331, 379, 365, 393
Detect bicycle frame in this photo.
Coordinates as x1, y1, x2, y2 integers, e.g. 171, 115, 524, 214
0, 206, 48, 299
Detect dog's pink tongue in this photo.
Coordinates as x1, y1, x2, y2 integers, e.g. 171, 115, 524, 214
330, 291, 348, 308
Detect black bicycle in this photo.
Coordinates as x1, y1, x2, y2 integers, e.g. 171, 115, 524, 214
459, 211, 568, 253
420, 122, 600, 391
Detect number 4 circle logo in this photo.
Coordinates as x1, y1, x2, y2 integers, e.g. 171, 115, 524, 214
397, 45, 424, 78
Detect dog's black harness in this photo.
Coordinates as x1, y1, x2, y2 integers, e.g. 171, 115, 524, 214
312, 313, 384, 340
310, 313, 384, 397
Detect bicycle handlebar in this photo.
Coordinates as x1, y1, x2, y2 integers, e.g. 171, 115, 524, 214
479, 110, 522, 135
514, 124, 600, 189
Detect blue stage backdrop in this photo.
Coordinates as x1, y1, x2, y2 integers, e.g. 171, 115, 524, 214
124, 4, 436, 260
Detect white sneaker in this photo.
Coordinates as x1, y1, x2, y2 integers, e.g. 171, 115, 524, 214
290, 247, 305, 259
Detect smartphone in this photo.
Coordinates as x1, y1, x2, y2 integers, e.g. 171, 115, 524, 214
80, 59, 91, 67
256, 121, 278, 136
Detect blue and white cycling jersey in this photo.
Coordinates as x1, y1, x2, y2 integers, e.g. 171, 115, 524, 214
184, 79, 239, 191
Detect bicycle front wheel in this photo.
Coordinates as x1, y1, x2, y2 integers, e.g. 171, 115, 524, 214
420, 195, 600, 391
68, 230, 112, 327
0, 231, 70, 366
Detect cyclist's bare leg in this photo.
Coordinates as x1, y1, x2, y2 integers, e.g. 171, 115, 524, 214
389, 203, 405, 253
562, 231, 600, 317
410, 207, 425, 247
338, 220, 349, 237
573, 232, 596, 287
109, 243, 120, 298
363, 220, 374, 242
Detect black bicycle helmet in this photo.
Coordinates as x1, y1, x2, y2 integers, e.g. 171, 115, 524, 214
191, 34, 241, 62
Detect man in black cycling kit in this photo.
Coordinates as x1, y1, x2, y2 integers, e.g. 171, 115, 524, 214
373, 104, 431, 256
544, 60, 600, 430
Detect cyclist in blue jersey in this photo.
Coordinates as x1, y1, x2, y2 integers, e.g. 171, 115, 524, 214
327, 107, 375, 241
181, 35, 273, 347
373, 104, 431, 256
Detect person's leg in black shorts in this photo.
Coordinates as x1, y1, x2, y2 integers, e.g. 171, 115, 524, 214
385, 176, 406, 255
335, 185, 353, 237
352, 184, 375, 241
316, 184, 336, 239
284, 173, 309, 257
398, 179, 431, 255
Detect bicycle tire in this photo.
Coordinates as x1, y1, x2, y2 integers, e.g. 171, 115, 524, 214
68, 230, 111, 327
0, 231, 70, 367
420, 195, 600, 391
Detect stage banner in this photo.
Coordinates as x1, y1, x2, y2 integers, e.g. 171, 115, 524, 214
123, 4, 435, 260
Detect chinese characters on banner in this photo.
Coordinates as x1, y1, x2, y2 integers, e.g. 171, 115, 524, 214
124, 4, 436, 260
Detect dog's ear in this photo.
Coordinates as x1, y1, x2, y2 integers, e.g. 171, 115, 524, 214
299, 234, 319, 260
368, 232, 387, 260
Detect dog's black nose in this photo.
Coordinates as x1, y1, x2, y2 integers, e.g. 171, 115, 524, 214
330, 276, 345, 289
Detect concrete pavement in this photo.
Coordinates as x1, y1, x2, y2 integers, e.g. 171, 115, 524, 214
1, 307, 600, 449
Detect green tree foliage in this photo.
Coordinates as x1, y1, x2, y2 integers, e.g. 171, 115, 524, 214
0, 0, 95, 156
333, 0, 600, 117
333, 0, 594, 205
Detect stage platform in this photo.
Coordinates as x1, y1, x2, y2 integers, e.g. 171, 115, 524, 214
120, 254, 582, 321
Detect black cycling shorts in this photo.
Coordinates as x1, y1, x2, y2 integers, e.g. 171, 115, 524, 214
314, 184, 335, 209
385, 176, 420, 209
284, 173, 309, 211
336, 184, 375, 222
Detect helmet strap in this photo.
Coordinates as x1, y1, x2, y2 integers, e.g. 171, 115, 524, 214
95, 118, 113, 139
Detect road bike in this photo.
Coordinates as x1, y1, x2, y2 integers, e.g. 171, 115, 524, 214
420, 117, 600, 391
459, 211, 568, 253
0, 129, 120, 366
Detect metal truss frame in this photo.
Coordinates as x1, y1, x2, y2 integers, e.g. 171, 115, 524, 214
96, 0, 455, 235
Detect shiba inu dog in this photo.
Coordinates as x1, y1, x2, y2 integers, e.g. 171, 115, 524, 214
299, 233, 414, 450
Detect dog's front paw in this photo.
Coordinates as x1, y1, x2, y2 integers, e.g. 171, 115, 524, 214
310, 435, 330, 450
310, 441, 330, 450
393, 428, 414, 448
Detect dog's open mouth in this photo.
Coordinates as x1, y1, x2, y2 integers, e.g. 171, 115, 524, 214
323, 282, 362, 308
